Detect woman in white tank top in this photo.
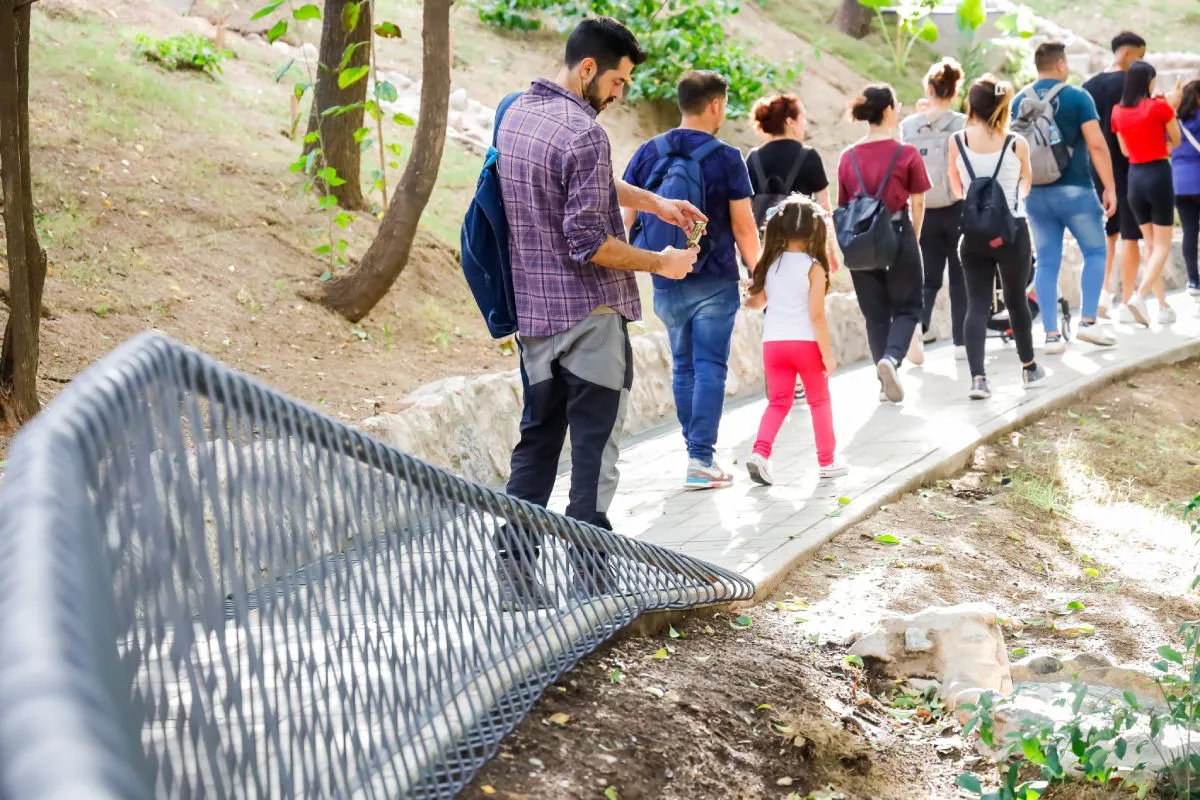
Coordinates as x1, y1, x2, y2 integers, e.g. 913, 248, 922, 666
947, 75, 1048, 401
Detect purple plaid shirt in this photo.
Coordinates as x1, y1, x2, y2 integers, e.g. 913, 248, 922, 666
497, 79, 641, 338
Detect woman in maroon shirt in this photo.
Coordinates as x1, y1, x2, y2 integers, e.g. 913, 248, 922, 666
837, 84, 932, 403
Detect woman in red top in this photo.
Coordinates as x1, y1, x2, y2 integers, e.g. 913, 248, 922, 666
1111, 60, 1182, 326
836, 84, 932, 404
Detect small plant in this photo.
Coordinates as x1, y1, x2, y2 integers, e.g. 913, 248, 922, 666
857, 0, 939, 76
134, 33, 231, 76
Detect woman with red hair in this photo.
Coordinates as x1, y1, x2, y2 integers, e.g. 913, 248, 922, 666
745, 94, 835, 232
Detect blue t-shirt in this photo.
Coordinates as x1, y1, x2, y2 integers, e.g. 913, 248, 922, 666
1173, 115, 1200, 197
1012, 78, 1101, 189
623, 129, 753, 282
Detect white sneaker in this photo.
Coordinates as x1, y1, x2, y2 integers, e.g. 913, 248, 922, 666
954, 345, 968, 362
1077, 323, 1116, 347
1126, 293, 1150, 327
1098, 291, 1113, 319
685, 458, 733, 490
1188, 286, 1200, 297
746, 453, 774, 486
907, 329, 926, 366
1118, 304, 1137, 325
1043, 335, 1067, 355
877, 358, 905, 403
819, 461, 849, 479
879, 389, 889, 403
1159, 306, 1177, 325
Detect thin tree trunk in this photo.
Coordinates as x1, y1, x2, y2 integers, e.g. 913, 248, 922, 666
833, 0, 871, 38
304, 0, 371, 211
308, 0, 452, 322
0, 0, 46, 426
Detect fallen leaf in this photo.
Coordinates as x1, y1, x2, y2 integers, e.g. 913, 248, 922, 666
729, 614, 753, 630
481, 786, 496, 795
1084, 567, 1100, 578
546, 712, 571, 726
777, 776, 795, 786
874, 534, 901, 545
652, 648, 669, 661
932, 510, 957, 521
604, 787, 619, 800
837, 496, 851, 505
644, 687, 665, 699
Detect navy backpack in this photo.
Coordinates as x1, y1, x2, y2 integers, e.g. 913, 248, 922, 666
630, 134, 723, 279
460, 91, 523, 339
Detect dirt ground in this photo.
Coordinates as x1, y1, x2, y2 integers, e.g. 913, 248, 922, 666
468, 357, 1200, 799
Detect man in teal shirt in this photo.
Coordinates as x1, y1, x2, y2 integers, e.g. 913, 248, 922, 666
1012, 41, 1118, 352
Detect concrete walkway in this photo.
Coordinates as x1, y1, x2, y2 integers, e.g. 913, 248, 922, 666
550, 294, 1200, 598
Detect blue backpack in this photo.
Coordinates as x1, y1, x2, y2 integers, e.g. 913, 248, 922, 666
630, 134, 723, 281
460, 91, 523, 339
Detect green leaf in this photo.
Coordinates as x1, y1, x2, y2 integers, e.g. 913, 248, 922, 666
374, 80, 398, 103
652, 647, 669, 660
955, 773, 982, 794
334, 211, 355, 228
353, 126, 371, 143
266, 19, 288, 44
668, 625, 682, 639
874, 534, 901, 545
317, 166, 347, 186
386, 142, 403, 157
294, 81, 312, 99
1158, 645, 1185, 665
318, 270, 333, 281
338, 41, 368, 71
341, 0, 361, 31
1011, 647, 1027, 658
374, 21, 401, 38
955, 0, 986, 33
251, 0, 284, 20
338, 65, 370, 89
916, 18, 939, 43
608, 666, 624, 683
273, 58, 295, 82
1083, 567, 1100, 577
315, 244, 332, 255
392, 111, 414, 126
729, 614, 753, 630
604, 787, 618, 800
1067, 600, 1085, 612
932, 510, 956, 521
844, 654, 864, 668
317, 194, 337, 210
292, 4, 321, 21
837, 496, 851, 505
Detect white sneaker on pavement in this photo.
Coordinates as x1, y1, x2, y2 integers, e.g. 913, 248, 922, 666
1077, 323, 1117, 347
1118, 303, 1137, 325
1159, 305, 1177, 325
954, 345, 968, 362
1043, 335, 1067, 355
877, 358, 905, 403
685, 458, 734, 490
819, 461, 849, 479
907, 329, 925, 366
746, 453, 774, 487
1126, 293, 1150, 327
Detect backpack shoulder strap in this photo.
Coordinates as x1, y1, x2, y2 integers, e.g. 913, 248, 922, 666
652, 134, 674, 158
1182, 123, 1200, 152
782, 146, 810, 193
954, 131, 976, 182
873, 143, 905, 201
1042, 82, 1070, 106
849, 147, 868, 196
991, 134, 1015, 180
748, 149, 769, 189
690, 137, 725, 163
492, 91, 524, 147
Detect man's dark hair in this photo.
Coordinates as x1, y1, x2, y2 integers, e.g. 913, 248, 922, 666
565, 17, 646, 72
677, 70, 728, 115
1111, 31, 1146, 53
1034, 41, 1067, 73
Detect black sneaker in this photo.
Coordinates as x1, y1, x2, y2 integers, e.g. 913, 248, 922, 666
968, 376, 991, 400
498, 557, 554, 612
1022, 363, 1049, 389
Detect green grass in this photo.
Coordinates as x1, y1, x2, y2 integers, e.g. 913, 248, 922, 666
1008, 469, 1074, 519
757, 0, 933, 103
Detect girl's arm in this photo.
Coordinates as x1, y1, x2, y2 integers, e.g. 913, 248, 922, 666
814, 187, 842, 272
808, 265, 836, 374
1015, 137, 1032, 198
1116, 131, 1130, 158
745, 287, 767, 310
1167, 117, 1183, 151
947, 139, 964, 201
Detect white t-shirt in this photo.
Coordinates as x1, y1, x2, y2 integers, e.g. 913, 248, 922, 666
762, 252, 819, 343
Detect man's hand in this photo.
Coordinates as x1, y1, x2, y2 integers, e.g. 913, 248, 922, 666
1101, 187, 1117, 218
653, 197, 707, 231
656, 246, 698, 279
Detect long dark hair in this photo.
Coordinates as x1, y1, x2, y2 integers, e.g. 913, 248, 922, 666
1179, 79, 1200, 122
1120, 60, 1156, 108
749, 195, 829, 297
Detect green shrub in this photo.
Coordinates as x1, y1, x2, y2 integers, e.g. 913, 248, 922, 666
469, 0, 794, 118
134, 33, 231, 77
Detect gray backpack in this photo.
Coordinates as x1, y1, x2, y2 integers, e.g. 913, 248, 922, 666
1010, 83, 1072, 186
900, 111, 964, 209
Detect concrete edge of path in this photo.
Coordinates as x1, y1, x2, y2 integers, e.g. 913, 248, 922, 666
746, 337, 1200, 604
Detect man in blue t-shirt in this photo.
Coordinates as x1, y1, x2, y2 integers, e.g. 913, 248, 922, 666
623, 70, 759, 490
1012, 41, 1118, 351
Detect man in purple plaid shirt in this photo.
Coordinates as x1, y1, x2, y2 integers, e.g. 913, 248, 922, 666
494, 17, 705, 609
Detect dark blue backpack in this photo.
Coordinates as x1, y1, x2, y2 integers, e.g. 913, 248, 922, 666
460, 91, 523, 339
630, 134, 723, 282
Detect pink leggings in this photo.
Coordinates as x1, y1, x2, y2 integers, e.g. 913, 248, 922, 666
753, 340, 835, 466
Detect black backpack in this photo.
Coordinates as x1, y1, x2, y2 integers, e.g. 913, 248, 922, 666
955, 132, 1019, 247
833, 145, 902, 271
748, 145, 811, 228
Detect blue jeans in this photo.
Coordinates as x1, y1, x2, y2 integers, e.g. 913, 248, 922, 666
1025, 183, 1108, 334
653, 276, 740, 464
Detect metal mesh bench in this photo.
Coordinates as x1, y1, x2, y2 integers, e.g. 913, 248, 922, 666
0, 332, 752, 799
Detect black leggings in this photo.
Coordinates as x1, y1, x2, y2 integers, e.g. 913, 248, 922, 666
960, 223, 1035, 379
850, 218, 924, 366
1128, 160, 1175, 227
919, 203, 966, 344
1178, 194, 1200, 287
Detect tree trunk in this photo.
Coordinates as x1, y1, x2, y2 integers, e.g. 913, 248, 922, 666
0, 0, 46, 428
833, 0, 872, 38
304, 0, 371, 211
309, 0, 452, 322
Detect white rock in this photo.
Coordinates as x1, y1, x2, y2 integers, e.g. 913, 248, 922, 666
905, 627, 934, 653
271, 40, 291, 55
449, 88, 469, 112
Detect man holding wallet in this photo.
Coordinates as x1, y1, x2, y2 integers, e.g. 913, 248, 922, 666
624, 70, 761, 490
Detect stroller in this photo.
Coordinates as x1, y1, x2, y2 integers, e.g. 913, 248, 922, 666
987, 255, 1072, 344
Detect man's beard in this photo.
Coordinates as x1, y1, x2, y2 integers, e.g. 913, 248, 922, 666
583, 75, 615, 113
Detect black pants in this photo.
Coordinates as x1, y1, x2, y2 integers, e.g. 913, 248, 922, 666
960, 223, 1035, 378
1177, 194, 1200, 288
850, 217, 924, 366
500, 313, 633, 563
919, 203, 966, 345
1128, 160, 1175, 227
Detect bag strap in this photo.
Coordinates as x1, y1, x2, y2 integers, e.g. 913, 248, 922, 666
873, 143, 905, 201
690, 136, 726, 165
782, 147, 810, 193
748, 149, 770, 190
954, 131, 977, 182
991, 135, 1015, 180
1182, 123, 1200, 153
849, 147, 868, 196
1041, 82, 1069, 107
492, 91, 523, 147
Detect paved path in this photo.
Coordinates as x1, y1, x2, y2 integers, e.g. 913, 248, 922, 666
550, 294, 1200, 597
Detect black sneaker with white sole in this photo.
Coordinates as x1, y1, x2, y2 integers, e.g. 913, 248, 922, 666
877, 358, 904, 403
1022, 363, 1049, 389
968, 376, 992, 400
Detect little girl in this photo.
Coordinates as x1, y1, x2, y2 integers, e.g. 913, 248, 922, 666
744, 196, 847, 485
